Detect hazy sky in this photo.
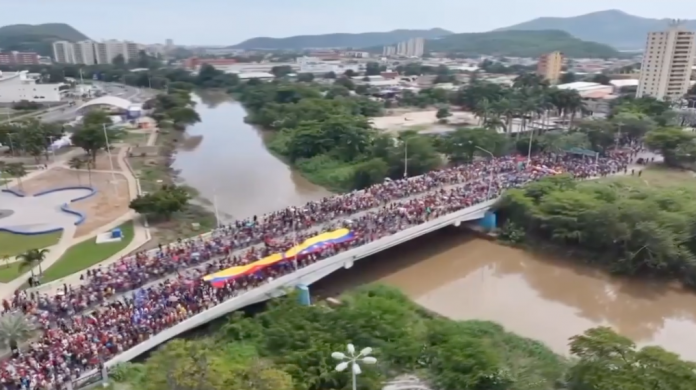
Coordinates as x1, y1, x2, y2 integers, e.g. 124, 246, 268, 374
1, 0, 695, 45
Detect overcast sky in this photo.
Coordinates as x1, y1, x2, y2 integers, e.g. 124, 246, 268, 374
1, 0, 695, 46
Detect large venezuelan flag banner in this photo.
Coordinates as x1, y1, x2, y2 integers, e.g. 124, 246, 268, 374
203, 228, 355, 287
284, 228, 355, 259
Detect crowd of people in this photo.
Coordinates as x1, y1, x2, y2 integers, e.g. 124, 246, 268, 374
0, 150, 633, 390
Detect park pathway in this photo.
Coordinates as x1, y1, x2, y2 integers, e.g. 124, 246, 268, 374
0, 143, 152, 297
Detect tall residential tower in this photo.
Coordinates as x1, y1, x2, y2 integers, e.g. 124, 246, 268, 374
536, 51, 563, 84
637, 20, 696, 101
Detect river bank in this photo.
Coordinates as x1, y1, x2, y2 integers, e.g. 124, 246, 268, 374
126, 124, 217, 248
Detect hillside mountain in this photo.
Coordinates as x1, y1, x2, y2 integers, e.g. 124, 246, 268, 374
0, 23, 89, 56
230, 28, 453, 50
426, 30, 621, 58
496, 10, 696, 50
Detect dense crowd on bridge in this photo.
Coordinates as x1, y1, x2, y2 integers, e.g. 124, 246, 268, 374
0, 150, 634, 390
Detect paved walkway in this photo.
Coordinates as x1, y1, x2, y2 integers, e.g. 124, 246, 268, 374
0, 145, 151, 297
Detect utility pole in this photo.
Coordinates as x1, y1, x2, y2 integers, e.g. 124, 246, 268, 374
403, 139, 408, 178
102, 124, 118, 194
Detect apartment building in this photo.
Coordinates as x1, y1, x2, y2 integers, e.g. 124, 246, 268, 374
382, 45, 396, 57
52, 41, 76, 64
52, 40, 140, 65
637, 21, 696, 101
536, 51, 563, 84
0, 51, 40, 66
74, 40, 97, 65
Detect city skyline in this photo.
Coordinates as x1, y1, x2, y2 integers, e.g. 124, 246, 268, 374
1, 0, 695, 46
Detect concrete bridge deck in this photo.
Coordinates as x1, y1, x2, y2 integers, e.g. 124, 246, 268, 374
92, 199, 495, 372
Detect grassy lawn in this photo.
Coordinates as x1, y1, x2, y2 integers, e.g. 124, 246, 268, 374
40, 221, 135, 283
0, 231, 62, 258
0, 262, 31, 283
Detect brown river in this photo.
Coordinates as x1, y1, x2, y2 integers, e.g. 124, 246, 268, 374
172, 92, 696, 361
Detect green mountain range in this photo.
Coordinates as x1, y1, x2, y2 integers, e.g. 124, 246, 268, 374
426, 30, 621, 58
230, 28, 453, 50
0, 23, 89, 56
496, 10, 696, 50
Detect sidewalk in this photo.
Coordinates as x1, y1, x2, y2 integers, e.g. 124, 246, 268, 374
0, 146, 151, 297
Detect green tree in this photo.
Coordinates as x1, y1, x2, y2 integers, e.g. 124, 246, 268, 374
129, 184, 191, 220
16, 248, 50, 276
112, 54, 126, 67
271, 65, 293, 78
334, 77, 355, 90
71, 125, 107, 162
567, 327, 696, 390
0, 313, 37, 351
82, 110, 112, 128
323, 71, 336, 79
644, 127, 696, 167
296, 73, 315, 83
436, 107, 452, 123
365, 62, 381, 76
591, 74, 611, 85
166, 107, 201, 129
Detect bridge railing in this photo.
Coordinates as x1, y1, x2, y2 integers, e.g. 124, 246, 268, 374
73, 199, 496, 383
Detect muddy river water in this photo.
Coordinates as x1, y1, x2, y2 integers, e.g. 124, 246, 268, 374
173, 92, 696, 360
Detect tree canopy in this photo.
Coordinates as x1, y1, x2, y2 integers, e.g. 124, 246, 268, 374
236, 81, 446, 191
112, 285, 695, 390
129, 184, 191, 220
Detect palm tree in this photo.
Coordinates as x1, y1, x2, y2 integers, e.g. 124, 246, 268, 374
5, 163, 26, 191
16, 248, 50, 276
68, 157, 84, 185
0, 312, 37, 351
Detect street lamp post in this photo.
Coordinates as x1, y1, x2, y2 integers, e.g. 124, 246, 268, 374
332, 344, 377, 390
403, 138, 408, 178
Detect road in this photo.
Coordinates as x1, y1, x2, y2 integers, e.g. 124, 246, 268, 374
39, 84, 152, 123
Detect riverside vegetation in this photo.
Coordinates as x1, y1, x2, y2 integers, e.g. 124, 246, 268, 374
108, 285, 696, 390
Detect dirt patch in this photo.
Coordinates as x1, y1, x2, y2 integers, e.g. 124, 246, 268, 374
91, 147, 123, 171
15, 167, 131, 238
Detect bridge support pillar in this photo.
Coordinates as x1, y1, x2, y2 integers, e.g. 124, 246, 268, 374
479, 211, 497, 232
296, 284, 311, 306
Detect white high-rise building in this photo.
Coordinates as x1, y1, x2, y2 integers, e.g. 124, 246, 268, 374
94, 40, 140, 64
52, 40, 140, 65
407, 38, 425, 57
74, 40, 96, 65
52, 41, 76, 64
637, 20, 696, 101
394, 38, 425, 57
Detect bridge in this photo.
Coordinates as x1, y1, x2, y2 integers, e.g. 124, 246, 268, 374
91, 198, 497, 373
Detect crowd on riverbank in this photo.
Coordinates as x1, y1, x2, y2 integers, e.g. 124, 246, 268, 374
0, 150, 633, 390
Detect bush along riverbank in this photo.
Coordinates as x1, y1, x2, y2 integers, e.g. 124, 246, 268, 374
495, 168, 696, 289
129, 88, 216, 246
236, 80, 443, 191
109, 285, 696, 390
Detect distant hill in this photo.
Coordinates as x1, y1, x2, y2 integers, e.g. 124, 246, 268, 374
496, 10, 696, 50
0, 23, 89, 56
426, 30, 622, 58
230, 28, 453, 50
